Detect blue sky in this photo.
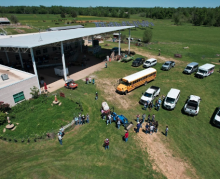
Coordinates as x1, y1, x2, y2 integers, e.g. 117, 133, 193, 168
1, 0, 219, 8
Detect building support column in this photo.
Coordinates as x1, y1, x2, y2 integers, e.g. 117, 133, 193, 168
18, 49, 24, 69
118, 31, 121, 55
30, 48, 41, 94
92, 36, 94, 47
61, 41, 67, 81
4, 48, 9, 64
128, 29, 131, 55
80, 40, 82, 52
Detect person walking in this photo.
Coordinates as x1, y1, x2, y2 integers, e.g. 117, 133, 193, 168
58, 134, 62, 145
117, 118, 121, 129
136, 114, 140, 123
142, 113, 146, 122
86, 114, 89, 123
155, 121, 158, 133
124, 130, 129, 142
104, 138, 109, 150
152, 114, 155, 122
136, 122, 141, 133
165, 126, 169, 137
95, 92, 98, 100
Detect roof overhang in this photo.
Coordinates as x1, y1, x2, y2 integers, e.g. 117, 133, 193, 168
0, 26, 134, 49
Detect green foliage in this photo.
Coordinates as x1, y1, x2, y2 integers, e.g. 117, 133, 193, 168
0, 102, 10, 113
0, 112, 7, 125
60, 12, 65, 18
139, 12, 146, 17
10, 15, 19, 23
71, 11, 77, 18
30, 86, 39, 99
143, 28, 153, 43
173, 12, 181, 25
121, 34, 126, 43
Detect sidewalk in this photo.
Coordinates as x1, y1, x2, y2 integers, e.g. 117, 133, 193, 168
42, 61, 105, 93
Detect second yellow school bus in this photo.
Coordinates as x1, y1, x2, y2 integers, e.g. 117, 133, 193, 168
116, 68, 157, 95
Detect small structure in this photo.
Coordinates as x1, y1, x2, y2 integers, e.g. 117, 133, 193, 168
0, 17, 10, 25
6, 124, 14, 129
113, 33, 121, 39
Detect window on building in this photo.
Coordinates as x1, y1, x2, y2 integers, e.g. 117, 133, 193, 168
13, 92, 25, 103
36, 50, 41, 55
43, 48, 48, 53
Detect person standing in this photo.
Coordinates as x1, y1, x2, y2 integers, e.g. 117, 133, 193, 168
145, 123, 149, 134
152, 114, 155, 122
104, 138, 109, 150
106, 116, 109, 125
154, 99, 158, 108
136, 122, 141, 133
82, 115, 85, 125
44, 82, 48, 92
86, 114, 89, 123
95, 92, 98, 100
149, 101, 153, 111
89, 77, 92, 83
150, 125, 154, 135
78, 114, 82, 125
140, 119, 143, 128
75, 116, 78, 125
155, 121, 158, 133
143, 102, 147, 110
58, 134, 62, 145
92, 78, 95, 85
136, 114, 140, 123
142, 113, 146, 122
147, 114, 151, 122
124, 130, 129, 142
165, 126, 168, 137
60, 126, 65, 137
105, 62, 107, 68
108, 114, 112, 124
117, 118, 121, 129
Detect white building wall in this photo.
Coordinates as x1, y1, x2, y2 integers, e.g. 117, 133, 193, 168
0, 76, 39, 107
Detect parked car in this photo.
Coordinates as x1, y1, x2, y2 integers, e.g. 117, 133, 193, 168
195, 63, 215, 79
183, 95, 201, 116
143, 58, 157, 68
132, 58, 145, 67
163, 88, 180, 110
161, 61, 175, 71
213, 107, 220, 127
140, 86, 160, 104
183, 62, 199, 74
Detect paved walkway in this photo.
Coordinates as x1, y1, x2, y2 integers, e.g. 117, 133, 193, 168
42, 61, 105, 93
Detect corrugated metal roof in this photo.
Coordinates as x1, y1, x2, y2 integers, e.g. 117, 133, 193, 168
123, 68, 157, 83
0, 17, 10, 23
0, 26, 134, 48
48, 25, 84, 31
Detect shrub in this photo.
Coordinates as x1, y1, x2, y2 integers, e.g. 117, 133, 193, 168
0, 112, 7, 125
10, 15, 19, 24
143, 29, 153, 43
30, 86, 39, 99
0, 102, 10, 113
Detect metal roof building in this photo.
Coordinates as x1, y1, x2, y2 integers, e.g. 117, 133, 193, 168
0, 26, 134, 94
0, 17, 10, 24
47, 25, 84, 31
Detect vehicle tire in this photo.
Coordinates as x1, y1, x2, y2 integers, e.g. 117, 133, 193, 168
157, 92, 160, 97
124, 91, 127, 95
144, 81, 147, 86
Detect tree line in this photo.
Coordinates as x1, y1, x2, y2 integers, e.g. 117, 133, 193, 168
0, 6, 220, 26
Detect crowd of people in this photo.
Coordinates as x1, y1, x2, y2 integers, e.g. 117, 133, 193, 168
143, 95, 165, 111
85, 77, 95, 84
74, 113, 90, 125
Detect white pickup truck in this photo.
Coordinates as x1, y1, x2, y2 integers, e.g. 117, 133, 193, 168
184, 95, 201, 116
140, 86, 160, 104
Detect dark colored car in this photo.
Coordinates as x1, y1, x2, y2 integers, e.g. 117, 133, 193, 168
132, 58, 145, 67
161, 61, 175, 71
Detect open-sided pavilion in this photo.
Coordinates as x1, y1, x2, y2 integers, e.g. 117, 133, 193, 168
0, 26, 134, 93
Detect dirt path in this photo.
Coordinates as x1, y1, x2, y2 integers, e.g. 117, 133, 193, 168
122, 47, 185, 65
133, 126, 198, 179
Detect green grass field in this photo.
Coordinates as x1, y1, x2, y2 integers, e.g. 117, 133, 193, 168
0, 14, 220, 178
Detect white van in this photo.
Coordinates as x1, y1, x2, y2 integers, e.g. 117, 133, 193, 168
163, 88, 180, 110
195, 63, 215, 78
143, 58, 157, 68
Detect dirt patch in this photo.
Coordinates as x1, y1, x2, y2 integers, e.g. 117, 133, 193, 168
96, 78, 134, 109
14, 29, 25, 33
211, 62, 220, 65
133, 125, 198, 179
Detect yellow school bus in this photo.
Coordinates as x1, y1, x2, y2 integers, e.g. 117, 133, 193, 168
116, 68, 157, 95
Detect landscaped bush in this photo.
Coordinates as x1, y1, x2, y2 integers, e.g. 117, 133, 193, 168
0, 112, 7, 125
0, 101, 10, 113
